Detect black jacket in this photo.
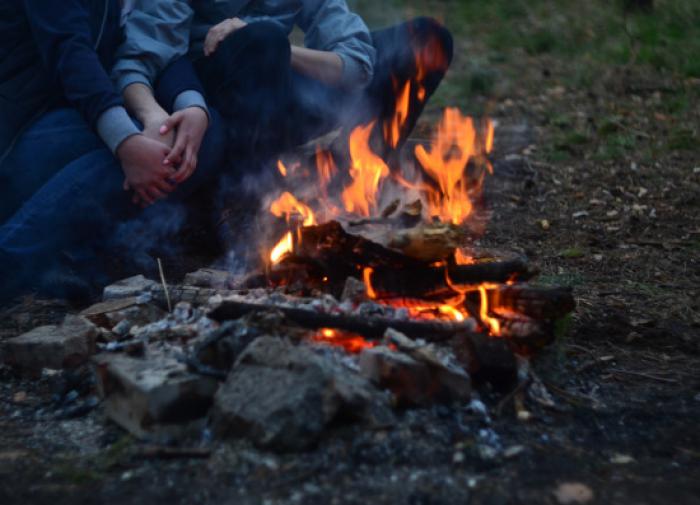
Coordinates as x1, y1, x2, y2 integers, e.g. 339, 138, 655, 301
0, 0, 124, 162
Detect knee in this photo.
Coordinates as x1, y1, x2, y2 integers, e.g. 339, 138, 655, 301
221, 21, 291, 69
410, 17, 454, 72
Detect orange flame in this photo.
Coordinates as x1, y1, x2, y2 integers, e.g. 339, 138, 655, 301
415, 108, 479, 225
384, 80, 412, 148
478, 285, 501, 336
270, 191, 316, 227
342, 122, 390, 216
363, 267, 377, 299
270, 231, 293, 264
277, 160, 288, 177
454, 249, 475, 265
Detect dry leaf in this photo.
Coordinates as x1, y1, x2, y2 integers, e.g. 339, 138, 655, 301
553, 482, 594, 504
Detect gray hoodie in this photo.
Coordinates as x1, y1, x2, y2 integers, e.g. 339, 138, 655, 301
111, 0, 376, 94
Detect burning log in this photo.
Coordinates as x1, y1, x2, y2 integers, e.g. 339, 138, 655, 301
487, 285, 575, 320
208, 299, 478, 342
368, 258, 539, 299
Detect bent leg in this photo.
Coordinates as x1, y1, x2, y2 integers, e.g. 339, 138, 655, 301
194, 22, 293, 158
360, 17, 454, 158
0, 108, 104, 222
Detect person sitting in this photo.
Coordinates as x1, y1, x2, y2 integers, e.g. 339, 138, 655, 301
0, 0, 226, 303
119, 0, 453, 163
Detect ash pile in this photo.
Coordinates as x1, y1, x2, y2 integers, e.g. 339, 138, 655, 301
2, 254, 574, 452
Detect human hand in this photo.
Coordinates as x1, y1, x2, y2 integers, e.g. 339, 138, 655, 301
116, 135, 177, 207
204, 17, 247, 56
142, 111, 176, 147
160, 107, 209, 184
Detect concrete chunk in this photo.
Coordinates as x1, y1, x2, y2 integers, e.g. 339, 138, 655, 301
94, 353, 218, 439
3, 315, 97, 375
80, 298, 166, 330
103, 275, 158, 301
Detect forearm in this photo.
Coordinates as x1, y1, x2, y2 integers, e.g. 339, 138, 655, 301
290, 46, 344, 86
123, 83, 169, 126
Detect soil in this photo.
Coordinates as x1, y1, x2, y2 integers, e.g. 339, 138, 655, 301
1, 1, 699, 503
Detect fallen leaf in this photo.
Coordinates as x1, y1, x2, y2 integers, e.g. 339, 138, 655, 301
553, 482, 594, 504
611, 453, 635, 464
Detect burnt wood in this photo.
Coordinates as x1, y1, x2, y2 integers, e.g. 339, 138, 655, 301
208, 299, 480, 342
488, 285, 575, 320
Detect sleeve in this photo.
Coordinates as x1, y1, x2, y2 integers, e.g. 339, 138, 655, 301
21, 0, 138, 153
297, 0, 376, 89
154, 57, 209, 119
111, 0, 194, 93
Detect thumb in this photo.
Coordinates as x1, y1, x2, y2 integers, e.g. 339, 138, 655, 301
160, 111, 183, 135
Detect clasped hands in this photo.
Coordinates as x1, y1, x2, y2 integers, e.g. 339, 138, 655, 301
117, 106, 209, 207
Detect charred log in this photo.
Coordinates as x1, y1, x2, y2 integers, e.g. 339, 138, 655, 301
208, 299, 479, 342
488, 285, 575, 320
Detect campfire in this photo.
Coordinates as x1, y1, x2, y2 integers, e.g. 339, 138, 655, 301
3, 55, 576, 452
219, 103, 574, 356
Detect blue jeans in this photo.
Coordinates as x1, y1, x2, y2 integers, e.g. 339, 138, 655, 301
0, 107, 226, 295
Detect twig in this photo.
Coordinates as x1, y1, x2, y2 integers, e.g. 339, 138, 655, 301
608, 368, 678, 384
157, 258, 172, 313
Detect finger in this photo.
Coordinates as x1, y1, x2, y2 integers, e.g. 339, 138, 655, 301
138, 188, 155, 206
164, 129, 189, 164
160, 111, 183, 135
172, 146, 195, 183
146, 186, 167, 202
154, 176, 177, 193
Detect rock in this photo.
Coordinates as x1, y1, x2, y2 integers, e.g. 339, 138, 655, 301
212, 365, 328, 451
94, 353, 219, 439
340, 276, 368, 303
381, 329, 471, 403
103, 275, 158, 301
2, 315, 98, 375
212, 337, 393, 450
183, 269, 234, 289
450, 332, 517, 390
80, 298, 166, 330
359, 346, 433, 405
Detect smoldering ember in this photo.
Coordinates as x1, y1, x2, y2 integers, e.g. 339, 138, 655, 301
2, 2, 700, 505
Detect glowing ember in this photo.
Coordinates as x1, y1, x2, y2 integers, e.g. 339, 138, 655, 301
270, 231, 293, 264
341, 121, 390, 216
312, 327, 377, 353
454, 248, 475, 265
277, 160, 288, 177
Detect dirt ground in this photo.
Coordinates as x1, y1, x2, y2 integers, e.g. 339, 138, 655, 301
1, 1, 699, 503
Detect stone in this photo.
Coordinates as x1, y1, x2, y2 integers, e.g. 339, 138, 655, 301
212, 337, 393, 450
94, 353, 219, 439
183, 269, 234, 289
359, 346, 433, 406
80, 297, 166, 330
103, 275, 158, 301
382, 329, 471, 403
2, 315, 98, 375
340, 276, 368, 303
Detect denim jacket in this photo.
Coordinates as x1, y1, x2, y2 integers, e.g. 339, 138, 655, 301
112, 0, 376, 92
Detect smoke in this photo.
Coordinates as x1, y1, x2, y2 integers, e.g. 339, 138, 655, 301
108, 201, 188, 273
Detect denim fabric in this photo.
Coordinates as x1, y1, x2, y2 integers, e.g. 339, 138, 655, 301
0, 107, 226, 296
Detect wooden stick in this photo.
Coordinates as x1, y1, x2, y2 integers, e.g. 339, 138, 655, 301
157, 258, 172, 313
208, 299, 479, 342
